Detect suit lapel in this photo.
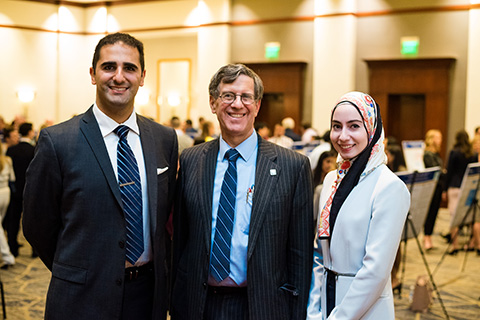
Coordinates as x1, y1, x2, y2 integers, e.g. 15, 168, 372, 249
79, 107, 122, 207
199, 140, 219, 253
248, 138, 280, 259
137, 116, 158, 234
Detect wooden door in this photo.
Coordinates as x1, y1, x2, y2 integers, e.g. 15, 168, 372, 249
366, 58, 455, 160
244, 62, 306, 135
387, 94, 425, 142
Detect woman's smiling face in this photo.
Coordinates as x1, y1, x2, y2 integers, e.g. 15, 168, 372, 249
330, 103, 368, 160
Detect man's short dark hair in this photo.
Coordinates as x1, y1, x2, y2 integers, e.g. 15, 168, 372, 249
92, 32, 145, 73
3, 126, 16, 139
255, 122, 268, 131
170, 116, 181, 129
19, 122, 33, 137
208, 64, 264, 101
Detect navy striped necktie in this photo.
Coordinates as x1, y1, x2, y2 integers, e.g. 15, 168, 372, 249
211, 148, 241, 282
114, 125, 144, 265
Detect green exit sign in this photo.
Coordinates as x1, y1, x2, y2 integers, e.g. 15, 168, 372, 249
401, 37, 419, 55
265, 42, 280, 60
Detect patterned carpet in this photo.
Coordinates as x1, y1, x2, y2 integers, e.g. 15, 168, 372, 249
0, 208, 478, 319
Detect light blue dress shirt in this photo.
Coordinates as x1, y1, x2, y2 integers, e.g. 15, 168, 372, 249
209, 131, 258, 286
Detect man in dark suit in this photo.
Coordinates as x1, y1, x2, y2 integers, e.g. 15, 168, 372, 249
23, 33, 178, 320
171, 64, 313, 319
6, 122, 35, 257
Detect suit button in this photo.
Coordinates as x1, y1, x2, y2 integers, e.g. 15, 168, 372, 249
116, 278, 122, 286
203, 282, 207, 289
118, 241, 125, 248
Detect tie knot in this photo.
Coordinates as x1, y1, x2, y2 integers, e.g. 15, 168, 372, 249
114, 125, 130, 140
225, 149, 240, 163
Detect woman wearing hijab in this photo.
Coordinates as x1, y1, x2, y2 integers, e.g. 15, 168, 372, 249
307, 92, 410, 319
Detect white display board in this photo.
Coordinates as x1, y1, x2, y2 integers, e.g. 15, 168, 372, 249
402, 140, 426, 172
396, 167, 441, 240
451, 162, 480, 228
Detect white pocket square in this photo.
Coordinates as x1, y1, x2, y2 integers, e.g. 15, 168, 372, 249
157, 167, 168, 175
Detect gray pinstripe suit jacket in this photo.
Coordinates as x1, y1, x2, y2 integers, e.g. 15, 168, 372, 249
171, 135, 313, 319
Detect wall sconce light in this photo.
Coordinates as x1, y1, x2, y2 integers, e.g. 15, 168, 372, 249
17, 87, 36, 103
167, 93, 181, 107
135, 87, 150, 106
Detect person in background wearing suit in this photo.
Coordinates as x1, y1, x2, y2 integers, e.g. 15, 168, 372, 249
6, 122, 35, 257
171, 64, 314, 320
170, 116, 194, 155
22, 33, 178, 320
282, 117, 301, 142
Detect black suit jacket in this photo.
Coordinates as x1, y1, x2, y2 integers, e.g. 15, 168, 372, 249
23, 107, 178, 320
171, 136, 313, 319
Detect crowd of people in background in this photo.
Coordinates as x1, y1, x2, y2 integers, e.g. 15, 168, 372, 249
2, 111, 480, 260
0, 116, 54, 270
2, 106, 480, 320
2, 114, 480, 247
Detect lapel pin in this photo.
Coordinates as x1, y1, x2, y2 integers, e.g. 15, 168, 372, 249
270, 169, 277, 176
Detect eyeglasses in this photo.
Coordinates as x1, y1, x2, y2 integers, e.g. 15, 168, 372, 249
218, 92, 256, 105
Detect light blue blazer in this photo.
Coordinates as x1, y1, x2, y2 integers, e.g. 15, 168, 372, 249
308, 164, 410, 319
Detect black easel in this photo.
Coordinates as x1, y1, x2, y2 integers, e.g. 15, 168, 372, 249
433, 174, 480, 275
398, 171, 450, 319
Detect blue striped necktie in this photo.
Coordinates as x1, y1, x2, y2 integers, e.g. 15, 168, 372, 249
211, 148, 240, 282
114, 125, 144, 265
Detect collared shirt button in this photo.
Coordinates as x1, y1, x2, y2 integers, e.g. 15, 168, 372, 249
118, 240, 125, 248
116, 278, 122, 286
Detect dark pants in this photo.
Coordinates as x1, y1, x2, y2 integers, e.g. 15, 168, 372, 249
424, 182, 443, 236
121, 265, 155, 320
204, 286, 248, 320
5, 195, 22, 257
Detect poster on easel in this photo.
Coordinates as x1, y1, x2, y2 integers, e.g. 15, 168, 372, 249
402, 140, 426, 172
396, 167, 441, 240
450, 162, 480, 228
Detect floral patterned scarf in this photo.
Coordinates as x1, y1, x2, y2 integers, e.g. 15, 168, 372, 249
318, 91, 387, 239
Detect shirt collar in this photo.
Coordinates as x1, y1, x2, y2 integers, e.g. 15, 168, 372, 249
20, 137, 34, 145
92, 103, 140, 138
218, 131, 258, 162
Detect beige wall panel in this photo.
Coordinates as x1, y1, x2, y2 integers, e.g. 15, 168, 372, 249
232, 0, 314, 20
106, 1, 199, 31
0, 30, 58, 127
312, 15, 357, 135
1, 0, 58, 29
139, 34, 198, 124
231, 21, 314, 124
465, 7, 480, 136
196, 25, 231, 130
356, 11, 469, 149
57, 34, 95, 123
